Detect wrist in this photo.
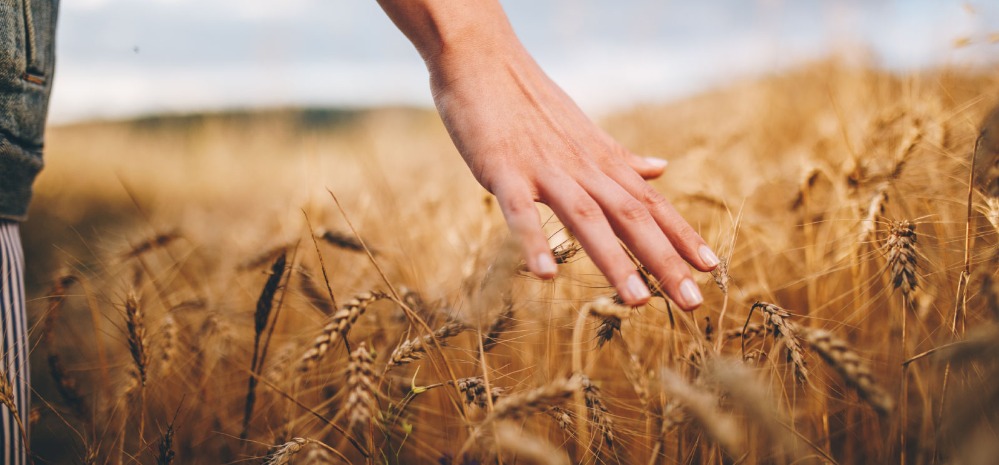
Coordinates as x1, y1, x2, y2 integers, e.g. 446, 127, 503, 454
378, 1, 523, 74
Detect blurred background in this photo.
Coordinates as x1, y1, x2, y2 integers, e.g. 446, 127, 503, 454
52, 0, 999, 123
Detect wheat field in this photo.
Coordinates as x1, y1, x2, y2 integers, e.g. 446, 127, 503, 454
21, 61, 999, 464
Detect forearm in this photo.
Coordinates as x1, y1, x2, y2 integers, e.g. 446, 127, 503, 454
376, 0, 520, 64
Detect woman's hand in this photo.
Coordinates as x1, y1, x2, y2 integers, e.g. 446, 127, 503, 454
377, 0, 719, 309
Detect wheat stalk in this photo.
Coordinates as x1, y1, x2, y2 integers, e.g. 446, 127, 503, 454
156, 422, 175, 465
749, 302, 809, 384
859, 183, 889, 244
659, 367, 744, 457
124, 293, 149, 386
579, 375, 615, 448
0, 365, 30, 461
242, 252, 288, 440
492, 423, 570, 465
885, 220, 918, 298
264, 438, 312, 465
455, 377, 507, 409
387, 321, 466, 370
482, 302, 514, 352
345, 342, 377, 429
47, 353, 88, 420
316, 228, 369, 253
801, 328, 894, 415
485, 376, 581, 425
158, 314, 178, 376
299, 291, 387, 372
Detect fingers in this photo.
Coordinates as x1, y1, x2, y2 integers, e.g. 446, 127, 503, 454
605, 163, 719, 273
492, 179, 558, 279
539, 180, 653, 306
579, 175, 706, 311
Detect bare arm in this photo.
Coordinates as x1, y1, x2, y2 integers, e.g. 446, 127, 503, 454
376, 0, 718, 309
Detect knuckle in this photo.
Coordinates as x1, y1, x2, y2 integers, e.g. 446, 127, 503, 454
618, 197, 652, 222
570, 198, 605, 222
502, 194, 535, 216
638, 184, 670, 212
672, 224, 702, 248
658, 255, 690, 284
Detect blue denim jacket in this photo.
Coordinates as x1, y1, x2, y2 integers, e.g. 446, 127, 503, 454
0, 0, 58, 221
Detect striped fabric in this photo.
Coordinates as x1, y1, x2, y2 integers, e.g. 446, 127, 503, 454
0, 220, 29, 464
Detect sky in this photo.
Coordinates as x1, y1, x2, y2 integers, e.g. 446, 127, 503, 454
49, 0, 999, 123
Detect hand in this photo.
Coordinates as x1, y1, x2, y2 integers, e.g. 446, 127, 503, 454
375, 0, 719, 309
426, 39, 719, 310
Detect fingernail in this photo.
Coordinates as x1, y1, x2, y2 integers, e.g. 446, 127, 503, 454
643, 157, 669, 168
535, 253, 557, 277
698, 245, 720, 268
680, 279, 703, 307
625, 274, 651, 302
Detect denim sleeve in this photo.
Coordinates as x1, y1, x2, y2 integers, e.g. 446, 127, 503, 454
0, 0, 59, 221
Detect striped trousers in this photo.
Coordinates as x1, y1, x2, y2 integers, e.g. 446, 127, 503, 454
0, 221, 29, 464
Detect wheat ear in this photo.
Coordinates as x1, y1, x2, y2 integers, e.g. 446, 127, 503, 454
386, 321, 466, 370
749, 302, 809, 384
801, 328, 895, 415
299, 291, 387, 372
345, 342, 377, 429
